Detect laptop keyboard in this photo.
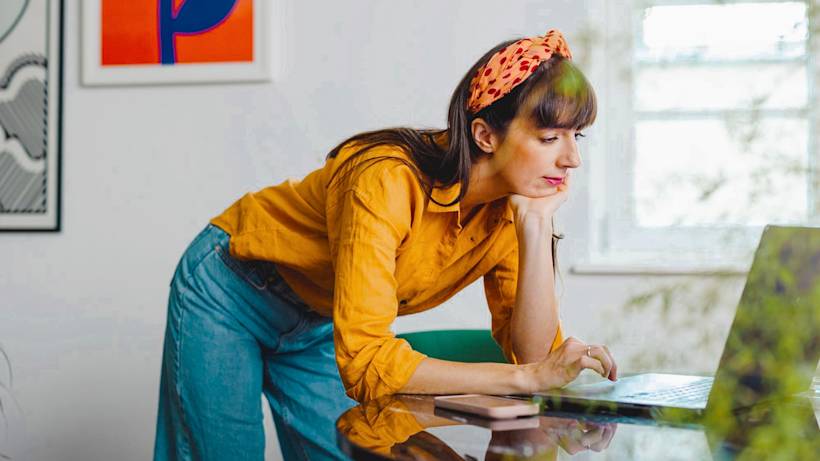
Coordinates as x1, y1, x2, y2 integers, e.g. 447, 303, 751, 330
622, 378, 713, 404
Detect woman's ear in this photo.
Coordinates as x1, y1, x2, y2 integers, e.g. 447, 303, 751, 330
471, 118, 496, 154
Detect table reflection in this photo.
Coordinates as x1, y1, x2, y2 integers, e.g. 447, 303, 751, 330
336, 395, 819, 460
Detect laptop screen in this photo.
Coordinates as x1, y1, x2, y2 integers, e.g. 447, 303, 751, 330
707, 226, 820, 412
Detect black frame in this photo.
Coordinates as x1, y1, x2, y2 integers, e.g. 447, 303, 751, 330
0, 0, 63, 232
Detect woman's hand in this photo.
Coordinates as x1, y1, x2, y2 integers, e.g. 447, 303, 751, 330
486, 416, 617, 459
551, 418, 617, 455
526, 337, 618, 391
509, 171, 571, 220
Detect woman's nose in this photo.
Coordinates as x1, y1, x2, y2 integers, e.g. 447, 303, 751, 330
560, 143, 581, 168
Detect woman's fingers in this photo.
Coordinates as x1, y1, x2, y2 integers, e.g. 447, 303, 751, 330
570, 342, 617, 381
549, 338, 619, 386
587, 346, 614, 380
559, 421, 608, 455
573, 423, 617, 452
579, 355, 605, 377
557, 430, 587, 455
579, 424, 605, 447
603, 345, 618, 381
590, 423, 617, 451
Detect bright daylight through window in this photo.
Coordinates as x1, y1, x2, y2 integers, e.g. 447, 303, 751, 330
586, 0, 816, 271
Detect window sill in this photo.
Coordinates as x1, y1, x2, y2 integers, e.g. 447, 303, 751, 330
570, 261, 749, 276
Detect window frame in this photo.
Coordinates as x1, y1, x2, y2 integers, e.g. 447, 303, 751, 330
576, 0, 819, 273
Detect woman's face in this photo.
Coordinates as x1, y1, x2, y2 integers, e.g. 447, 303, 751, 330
486, 114, 583, 198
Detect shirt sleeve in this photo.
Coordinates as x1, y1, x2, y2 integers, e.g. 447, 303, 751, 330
483, 244, 564, 364
335, 398, 425, 455
328, 160, 428, 403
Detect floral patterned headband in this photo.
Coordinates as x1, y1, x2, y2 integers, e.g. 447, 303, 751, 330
467, 29, 573, 114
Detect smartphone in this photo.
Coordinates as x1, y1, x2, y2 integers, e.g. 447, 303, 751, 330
433, 406, 541, 430
433, 394, 540, 419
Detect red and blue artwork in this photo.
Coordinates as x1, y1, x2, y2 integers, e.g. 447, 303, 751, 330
101, 0, 253, 66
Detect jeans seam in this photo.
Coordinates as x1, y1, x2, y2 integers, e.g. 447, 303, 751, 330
268, 381, 311, 461
181, 227, 222, 285
172, 285, 193, 461
283, 418, 311, 461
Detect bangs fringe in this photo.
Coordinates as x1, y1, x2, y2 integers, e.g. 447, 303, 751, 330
526, 59, 597, 130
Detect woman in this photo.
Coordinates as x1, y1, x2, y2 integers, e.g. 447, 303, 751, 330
154, 29, 617, 461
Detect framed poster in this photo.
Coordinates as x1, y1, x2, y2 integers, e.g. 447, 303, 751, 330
82, 0, 270, 86
0, 0, 63, 232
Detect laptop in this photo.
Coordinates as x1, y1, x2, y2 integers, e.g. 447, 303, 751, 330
534, 225, 820, 420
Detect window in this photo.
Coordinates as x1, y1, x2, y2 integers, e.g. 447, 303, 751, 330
582, 0, 818, 271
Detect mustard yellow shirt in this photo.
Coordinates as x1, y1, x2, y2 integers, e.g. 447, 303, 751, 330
211, 142, 563, 402
336, 397, 427, 456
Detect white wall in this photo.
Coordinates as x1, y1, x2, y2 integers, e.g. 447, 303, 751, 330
0, 1, 742, 460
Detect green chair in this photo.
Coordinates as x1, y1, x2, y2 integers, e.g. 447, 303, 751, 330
396, 329, 508, 363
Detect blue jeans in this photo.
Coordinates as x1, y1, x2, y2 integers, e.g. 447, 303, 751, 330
153, 224, 356, 460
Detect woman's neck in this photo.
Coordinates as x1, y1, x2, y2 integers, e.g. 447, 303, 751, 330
459, 157, 506, 215
433, 130, 506, 215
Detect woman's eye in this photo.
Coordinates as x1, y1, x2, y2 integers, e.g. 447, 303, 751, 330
574, 132, 586, 139
541, 137, 558, 143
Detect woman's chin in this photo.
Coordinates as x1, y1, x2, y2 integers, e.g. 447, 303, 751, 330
526, 186, 559, 198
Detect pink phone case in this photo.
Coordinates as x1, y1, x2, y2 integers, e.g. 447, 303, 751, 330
434, 406, 541, 430
433, 394, 540, 419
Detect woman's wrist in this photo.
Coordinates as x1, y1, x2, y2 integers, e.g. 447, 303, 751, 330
515, 214, 553, 240
518, 357, 565, 394
515, 361, 549, 394
512, 363, 537, 394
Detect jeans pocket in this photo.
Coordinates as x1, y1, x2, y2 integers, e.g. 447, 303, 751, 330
214, 244, 272, 290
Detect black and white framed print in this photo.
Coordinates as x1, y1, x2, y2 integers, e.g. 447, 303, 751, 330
0, 0, 63, 231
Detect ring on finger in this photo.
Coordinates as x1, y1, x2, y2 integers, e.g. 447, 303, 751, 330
586, 346, 591, 357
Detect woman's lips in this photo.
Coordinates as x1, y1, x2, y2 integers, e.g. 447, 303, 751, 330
544, 177, 564, 186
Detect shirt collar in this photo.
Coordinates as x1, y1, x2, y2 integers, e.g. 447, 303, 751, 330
500, 197, 514, 223
427, 181, 462, 213
427, 181, 514, 224
486, 197, 515, 232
